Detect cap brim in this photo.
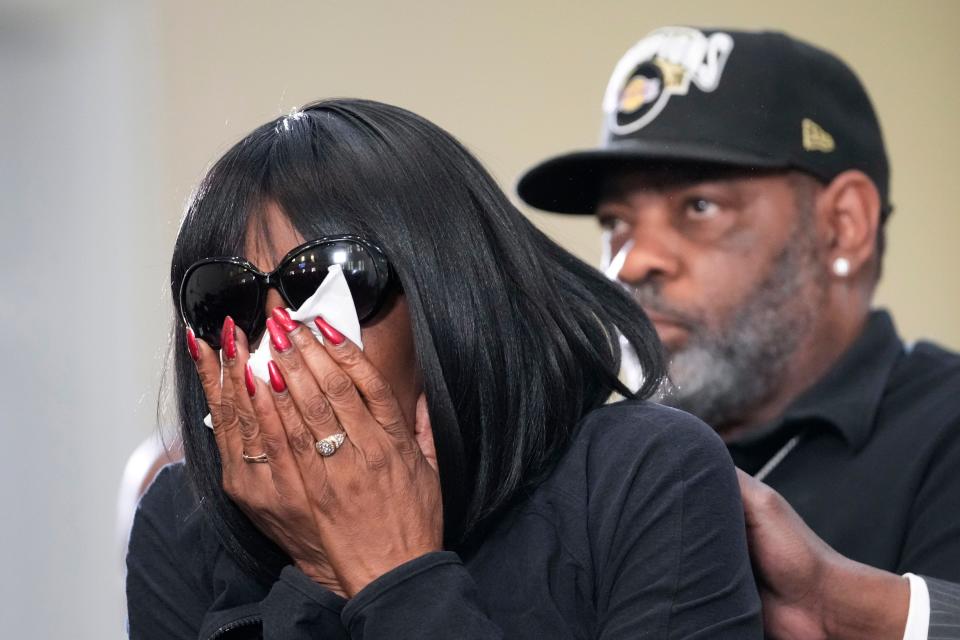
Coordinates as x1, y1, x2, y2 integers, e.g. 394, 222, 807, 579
516, 139, 789, 215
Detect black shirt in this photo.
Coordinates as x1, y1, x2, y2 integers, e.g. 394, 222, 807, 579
127, 401, 762, 639
728, 310, 960, 581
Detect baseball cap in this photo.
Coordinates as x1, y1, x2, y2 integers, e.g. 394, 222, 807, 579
517, 27, 890, 215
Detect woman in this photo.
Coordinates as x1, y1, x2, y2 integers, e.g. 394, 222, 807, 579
126, 99, 761, 638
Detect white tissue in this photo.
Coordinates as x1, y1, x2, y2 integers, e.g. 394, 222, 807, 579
603, 238, 634, 281
601, 237, 646, 393
203, 264, 363, 429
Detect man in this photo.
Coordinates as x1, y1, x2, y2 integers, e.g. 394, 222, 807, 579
518, 27, 960, 639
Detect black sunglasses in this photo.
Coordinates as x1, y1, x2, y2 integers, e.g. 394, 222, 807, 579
179, 234, 396, 349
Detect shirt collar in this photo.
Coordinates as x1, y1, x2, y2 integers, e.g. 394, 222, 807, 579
775, 309, 904, 450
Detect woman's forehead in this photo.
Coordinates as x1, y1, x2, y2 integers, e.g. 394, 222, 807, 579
243, 202, 305, 271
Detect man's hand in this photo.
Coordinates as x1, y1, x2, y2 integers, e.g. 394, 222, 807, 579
736, 469, 911, 640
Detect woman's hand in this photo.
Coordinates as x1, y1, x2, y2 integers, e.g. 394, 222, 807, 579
190, 312, 442, 598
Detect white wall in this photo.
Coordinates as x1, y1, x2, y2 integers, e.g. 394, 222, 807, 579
0, 1, 163, 637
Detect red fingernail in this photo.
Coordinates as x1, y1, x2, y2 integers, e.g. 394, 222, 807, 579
271, 307, 298, 333
314, 316, 346, 345
244, 364, 257, 398
267, 361, 286, 393
221, 316, 237, 360
266, 317, 292, 352
186, 327, 200, 362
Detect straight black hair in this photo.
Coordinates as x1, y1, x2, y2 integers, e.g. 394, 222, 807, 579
169, 99, 666, 583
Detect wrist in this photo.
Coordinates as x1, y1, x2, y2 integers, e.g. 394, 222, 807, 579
339, 550, 439, 598
822, 555, 910, 640
295, 560, 347, 598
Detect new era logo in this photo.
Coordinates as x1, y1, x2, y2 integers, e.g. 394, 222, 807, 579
802, 118, 835, 153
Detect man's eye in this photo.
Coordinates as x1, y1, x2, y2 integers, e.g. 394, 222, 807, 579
686, 198, 720, 218
598, 216, 626, 232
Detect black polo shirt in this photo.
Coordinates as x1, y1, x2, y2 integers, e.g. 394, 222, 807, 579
727, 310, 960, 582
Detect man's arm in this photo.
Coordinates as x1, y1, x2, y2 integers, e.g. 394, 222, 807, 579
735, 469, 934, 640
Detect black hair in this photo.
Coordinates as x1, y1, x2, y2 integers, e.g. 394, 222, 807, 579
169, 99, 666, 583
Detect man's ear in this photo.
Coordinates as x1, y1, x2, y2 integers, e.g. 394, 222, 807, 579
817, 170, 881, 280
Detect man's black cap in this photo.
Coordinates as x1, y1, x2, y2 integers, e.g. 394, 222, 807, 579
517, 27, 890, 215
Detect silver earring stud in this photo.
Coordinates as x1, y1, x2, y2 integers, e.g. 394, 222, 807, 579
832, 257, 851, 277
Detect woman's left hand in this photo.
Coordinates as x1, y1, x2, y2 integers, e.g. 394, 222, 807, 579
217, 315, 444, 597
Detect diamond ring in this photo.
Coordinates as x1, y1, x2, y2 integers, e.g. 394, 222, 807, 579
315, 431, 347, 457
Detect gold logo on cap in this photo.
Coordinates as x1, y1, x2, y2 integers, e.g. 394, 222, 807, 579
653, 58, 686, 90
604, 27, 735, 135
802, 118, 835, 153
619, 76, 662, 114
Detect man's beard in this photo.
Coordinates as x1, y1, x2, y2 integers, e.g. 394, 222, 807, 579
630, 230, 826, 430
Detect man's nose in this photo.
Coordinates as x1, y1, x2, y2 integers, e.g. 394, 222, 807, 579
615, 221, 681, 286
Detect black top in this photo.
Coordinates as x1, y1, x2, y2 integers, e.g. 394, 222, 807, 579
728, 310, 960, 581
127, 401, 762, 639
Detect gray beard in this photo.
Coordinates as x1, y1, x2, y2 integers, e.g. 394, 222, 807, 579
633, 234, 825, 429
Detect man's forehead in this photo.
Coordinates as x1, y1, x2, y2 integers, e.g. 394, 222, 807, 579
597, 163, 787, 202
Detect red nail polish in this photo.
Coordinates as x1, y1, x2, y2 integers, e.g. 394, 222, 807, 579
244, 364, 257, 398
271, 307, 298, 333
266, 317, 292, 352
186, 327, 200, 362
314, 316, 346, 345
267, 361, 286, 393
221, 316, 237, 360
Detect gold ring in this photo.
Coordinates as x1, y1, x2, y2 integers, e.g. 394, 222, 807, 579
242, 451, 269, 463
315, 431, 346, 457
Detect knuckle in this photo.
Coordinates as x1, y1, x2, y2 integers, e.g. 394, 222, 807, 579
288, 427, 315, 454
345, 476, 364, 495
308, 483, 337, 514
235, 401, 256, 424
227, 365, 246, 387
272, 392, 295, 414
318, 493, 338, 515
754, 483, 783, 514
237, 411, 258, 436
322, 371, 354, 398
218, 400, 238, 426
303, 396, 335, 425
260, 432, 287, 459
393, 435, 419, 458
289, 326, 315, 349
197, 368, 220, 391
338, 347, 363, 367
238, 423, 260, 445
278, 352, 304, 374
361, 375, 394, 404
363, 445, 391, 472
380, 419, 406, 437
